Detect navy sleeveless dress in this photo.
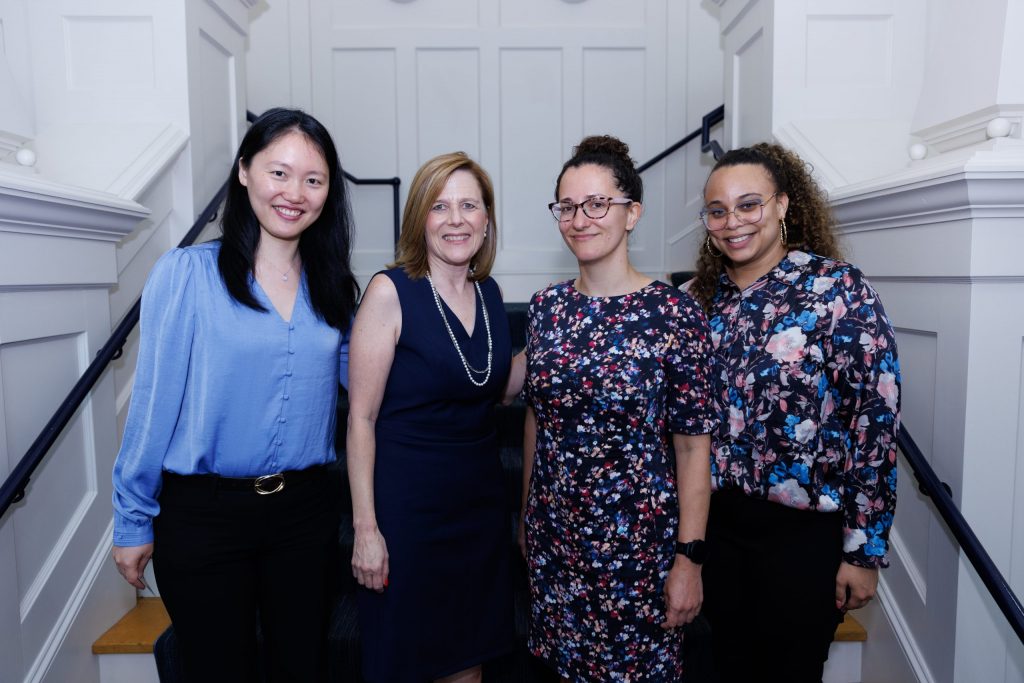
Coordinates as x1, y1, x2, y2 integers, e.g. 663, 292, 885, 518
356, 268, 514, 682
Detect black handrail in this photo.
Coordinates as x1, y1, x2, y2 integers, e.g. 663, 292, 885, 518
0, 181, 229, 521
898, 429, 1024, 644
245, 110, 402, 246
637, 104, 725, 172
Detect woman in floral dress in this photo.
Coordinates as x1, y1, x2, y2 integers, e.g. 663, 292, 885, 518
520, 135, 718, 681
689, 143, 901, 682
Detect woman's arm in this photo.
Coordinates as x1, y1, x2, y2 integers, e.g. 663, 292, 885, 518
111, 249, 197, 585
346, 274, 401, 592
502, 350, 526, 405
517, 405, 537, 558
662, 432, 711, 629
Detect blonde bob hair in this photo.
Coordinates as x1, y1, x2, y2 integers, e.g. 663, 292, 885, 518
390, 152, 497, 281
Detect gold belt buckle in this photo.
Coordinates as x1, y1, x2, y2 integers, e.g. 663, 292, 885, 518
254, 473, 285, 495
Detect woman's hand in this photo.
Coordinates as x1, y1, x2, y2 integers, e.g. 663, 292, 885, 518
352, 527, 389, 592
112, 543, 153, 589
835, 561, 878, 611
661, 556, 702, 629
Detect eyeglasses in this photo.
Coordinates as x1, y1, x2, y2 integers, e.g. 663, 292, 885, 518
699, 192, 778, 231
549, 196, 632, 222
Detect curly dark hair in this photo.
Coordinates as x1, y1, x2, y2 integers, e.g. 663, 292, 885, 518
555, 135, 643, 203
689, 142, 842, 312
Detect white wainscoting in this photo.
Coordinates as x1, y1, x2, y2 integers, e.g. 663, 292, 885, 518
247, 0, 726, 300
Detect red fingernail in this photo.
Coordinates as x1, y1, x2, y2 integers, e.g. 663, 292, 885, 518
384, 578, 389, 587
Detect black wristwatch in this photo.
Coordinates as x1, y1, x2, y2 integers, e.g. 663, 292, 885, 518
675, 539, 708, 564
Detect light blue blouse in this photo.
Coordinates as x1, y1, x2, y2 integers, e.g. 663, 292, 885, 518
112, 242, 350, 546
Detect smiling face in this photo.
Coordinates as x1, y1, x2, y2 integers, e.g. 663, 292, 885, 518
555, 163, 641, 267
424, 169, 489, 273
703, 163, 789, 281
238, 130, 329, 247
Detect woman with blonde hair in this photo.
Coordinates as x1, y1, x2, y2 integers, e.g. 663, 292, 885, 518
347, 152, 518, 682
693, 142, 901, 682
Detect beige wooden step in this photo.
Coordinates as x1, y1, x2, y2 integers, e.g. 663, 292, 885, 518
92, 597, 170, 655
835, 612, 867, 642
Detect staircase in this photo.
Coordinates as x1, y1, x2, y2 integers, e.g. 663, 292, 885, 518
93, 303, 866, 682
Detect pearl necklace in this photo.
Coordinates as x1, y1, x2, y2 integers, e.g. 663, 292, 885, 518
426, 273, 493, 387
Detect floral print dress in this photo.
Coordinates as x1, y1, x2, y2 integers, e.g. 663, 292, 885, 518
524, 280, 718, 681
708, 250, 900, 567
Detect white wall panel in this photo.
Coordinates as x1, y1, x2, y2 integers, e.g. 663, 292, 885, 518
805, 15, 892, 89
416, 49, 480, 162
499, 0, 644, 28
254, 0, 706, 300
193, 30, 236, 205
330, 0, 480, 28
2, 332, 91, 607
64, 16, 155, 90
497, 48, 567, 274
328, 49, 399, 178
732, 29, 769, 147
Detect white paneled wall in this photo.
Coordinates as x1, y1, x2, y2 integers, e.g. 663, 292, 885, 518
0, 1, 253, 681
248, 0, 725, 300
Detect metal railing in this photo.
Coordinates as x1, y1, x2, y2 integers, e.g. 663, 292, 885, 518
0, 181, 228, 521
0, 113, 403, 521
898, 430, 1024, 644
638, 104, 725, 172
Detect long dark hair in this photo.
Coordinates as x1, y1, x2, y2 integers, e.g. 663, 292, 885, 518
219, 107, 359, 330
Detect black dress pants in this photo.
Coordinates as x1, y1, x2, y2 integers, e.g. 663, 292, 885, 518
702, 490, 845, 683
152, 467, 338, 683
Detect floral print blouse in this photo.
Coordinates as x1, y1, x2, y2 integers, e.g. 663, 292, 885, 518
707, 250, 900, 568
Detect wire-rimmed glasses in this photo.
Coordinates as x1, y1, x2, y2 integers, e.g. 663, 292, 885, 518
699, 192, 778, 231
549, 196, 633, 222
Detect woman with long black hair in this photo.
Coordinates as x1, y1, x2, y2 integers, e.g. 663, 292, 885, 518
111, 108, 358, 682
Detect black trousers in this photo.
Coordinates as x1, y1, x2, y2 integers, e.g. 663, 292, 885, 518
702, 489, 844, 683
153, 466, 338, 683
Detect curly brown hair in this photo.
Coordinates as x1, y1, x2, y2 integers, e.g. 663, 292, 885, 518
689, 142, 843, 312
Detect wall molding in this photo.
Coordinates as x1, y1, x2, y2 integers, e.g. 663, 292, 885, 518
23, 519, 114, 683
105, 124, 188, 201
0, 172, 148, 241
878, 577, 938, 683
914, 104, 1023, 154
831, 166, 1024, 233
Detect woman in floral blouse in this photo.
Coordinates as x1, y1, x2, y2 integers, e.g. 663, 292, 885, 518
689, 142, 900, 683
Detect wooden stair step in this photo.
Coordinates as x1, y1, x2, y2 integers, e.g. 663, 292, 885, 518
92, 597, 170, 655
834, 613, 867, 642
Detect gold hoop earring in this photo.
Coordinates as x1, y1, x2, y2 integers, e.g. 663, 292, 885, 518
779, 218, 789, 246
705, 234, 723, 258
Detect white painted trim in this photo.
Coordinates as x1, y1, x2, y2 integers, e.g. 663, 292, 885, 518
913, 104, 1024, 152
877, 577, 938, 683
19, 491, 98, 621
774, 123, 849, 189
667, 220, 701, 246
105, 125, 188, 201
889, 527, 927, 604
0, 171, 148, 240
831, 169, 1024, 232
23, 519, 114, 683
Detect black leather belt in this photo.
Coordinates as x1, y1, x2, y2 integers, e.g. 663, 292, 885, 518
164, 465, 325, 495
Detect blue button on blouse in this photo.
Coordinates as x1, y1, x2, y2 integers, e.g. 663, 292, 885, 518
112, 242, 350, 546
